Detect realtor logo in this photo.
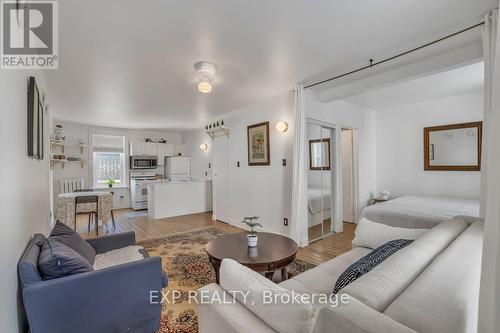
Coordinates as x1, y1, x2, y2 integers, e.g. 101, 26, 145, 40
1, 1, 58, 69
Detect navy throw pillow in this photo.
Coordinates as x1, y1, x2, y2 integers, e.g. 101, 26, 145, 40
38, 239, 94, 280
333, 239, 413, 294
50, 221, 96, 264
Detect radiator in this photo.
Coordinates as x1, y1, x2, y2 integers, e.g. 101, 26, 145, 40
59, 178, 85, 193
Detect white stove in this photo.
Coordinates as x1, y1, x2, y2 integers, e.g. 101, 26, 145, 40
130, 171, 156, 210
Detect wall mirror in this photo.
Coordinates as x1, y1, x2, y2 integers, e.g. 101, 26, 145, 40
309, 138, 331, 170
424, 121, 482, 171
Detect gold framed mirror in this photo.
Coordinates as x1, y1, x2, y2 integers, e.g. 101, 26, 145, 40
424, 121, 482, 171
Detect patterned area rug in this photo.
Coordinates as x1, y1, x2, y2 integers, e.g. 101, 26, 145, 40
139, 227, 316, 333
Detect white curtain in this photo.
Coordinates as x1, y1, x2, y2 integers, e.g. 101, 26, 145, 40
331, 125, 343, 233
290, 84, 309, 247
478, 8, 500, 333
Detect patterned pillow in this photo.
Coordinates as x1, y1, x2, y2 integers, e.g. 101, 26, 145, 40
333, 239, 413, 294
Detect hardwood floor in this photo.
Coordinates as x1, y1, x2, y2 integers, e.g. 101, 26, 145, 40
299, 222, 355, 265
77, 209, 354, 265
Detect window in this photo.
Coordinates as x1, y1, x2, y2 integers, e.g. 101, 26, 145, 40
92, 134, 126, 188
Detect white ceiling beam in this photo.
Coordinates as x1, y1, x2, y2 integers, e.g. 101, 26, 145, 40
312, 41, 483, 103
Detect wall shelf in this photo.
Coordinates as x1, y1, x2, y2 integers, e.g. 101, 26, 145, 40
206, 126, 230, 141
50, 140, 87, 154
50, 159, 88, 169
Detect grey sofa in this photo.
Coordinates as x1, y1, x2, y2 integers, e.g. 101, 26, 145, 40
197, 216, 483, 333
19, 231, 167, 333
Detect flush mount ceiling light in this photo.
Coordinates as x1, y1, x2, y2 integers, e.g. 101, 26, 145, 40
194, 61, 216, 93
275, 121, 289, 133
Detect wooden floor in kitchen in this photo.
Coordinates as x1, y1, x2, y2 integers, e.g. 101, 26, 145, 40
78, 209, 354, 266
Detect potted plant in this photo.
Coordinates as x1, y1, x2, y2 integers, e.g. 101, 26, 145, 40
241, 216, 262, 247
104, 178, 116, 188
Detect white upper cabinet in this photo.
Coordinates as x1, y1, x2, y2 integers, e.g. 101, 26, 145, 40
175, 144, 186, 156
145, 142, 158, 155
130, 141, 145, 155
130, 141, 158, 156
157, 143, 175, 165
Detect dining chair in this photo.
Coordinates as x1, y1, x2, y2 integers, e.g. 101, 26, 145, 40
75, 189, 115, 231
74, 195, 99, 236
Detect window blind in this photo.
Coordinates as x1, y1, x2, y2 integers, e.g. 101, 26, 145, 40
92, 134, 125, 153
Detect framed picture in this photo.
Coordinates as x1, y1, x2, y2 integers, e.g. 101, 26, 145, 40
27, 76, 44, 160
247, 121, 270, 166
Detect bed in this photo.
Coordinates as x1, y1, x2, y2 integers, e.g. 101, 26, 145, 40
308, 187, 331, 227
361, 195, 480, 229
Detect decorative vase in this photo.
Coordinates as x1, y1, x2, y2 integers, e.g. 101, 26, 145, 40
247, 234, 258, 247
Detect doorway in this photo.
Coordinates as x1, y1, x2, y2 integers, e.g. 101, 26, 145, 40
212, 135, 230, 222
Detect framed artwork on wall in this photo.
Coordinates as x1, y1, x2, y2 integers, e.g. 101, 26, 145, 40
27, 76, 44, 160
247, 121, 270, 166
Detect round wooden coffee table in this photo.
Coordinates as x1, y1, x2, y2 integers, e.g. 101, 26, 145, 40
206, 232, 299, 283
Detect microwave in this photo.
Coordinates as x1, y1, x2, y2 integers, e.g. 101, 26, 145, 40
130, 155, 157, 169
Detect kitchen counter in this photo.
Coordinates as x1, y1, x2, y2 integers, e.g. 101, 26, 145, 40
147, 180, 212, 219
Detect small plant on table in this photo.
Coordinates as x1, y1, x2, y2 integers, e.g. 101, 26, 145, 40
242, 216, 262, 247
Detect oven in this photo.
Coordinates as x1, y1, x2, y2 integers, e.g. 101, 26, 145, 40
130, 155, 157, 169
130, 171, 156, 210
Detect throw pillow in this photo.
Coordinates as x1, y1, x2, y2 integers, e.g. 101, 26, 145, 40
38, 239, 94, 280
333, 239, 413, 294
50, 221, 96, 264
352, 217, 427, 249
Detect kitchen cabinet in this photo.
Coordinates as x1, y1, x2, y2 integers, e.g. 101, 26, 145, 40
130, 141, 145, 155
157, 143, 175, 165
130, 141, 158, 156
175, 144, 186, 156
145, 142, 158, 155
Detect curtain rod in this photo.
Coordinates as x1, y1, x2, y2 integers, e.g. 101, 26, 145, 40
303, 21, 485, 89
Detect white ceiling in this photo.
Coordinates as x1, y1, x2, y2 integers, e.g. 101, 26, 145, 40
46, 0, 496, 129
344, 61, 484, 110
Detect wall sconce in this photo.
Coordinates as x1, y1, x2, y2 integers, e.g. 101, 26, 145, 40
200, 143, 208, 151
275, 121, 289, 133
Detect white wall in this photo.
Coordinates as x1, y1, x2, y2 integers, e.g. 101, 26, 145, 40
375, 91, 483, 199
51, 120, 183, 209
183, 129, 212, 181
0, 71, 51, 332
305, 91, 377, 215
183, 92, 294, 236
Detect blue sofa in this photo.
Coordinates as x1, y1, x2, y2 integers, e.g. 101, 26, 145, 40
19, 231, 168, 333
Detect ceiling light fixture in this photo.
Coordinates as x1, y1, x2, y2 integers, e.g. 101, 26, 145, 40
194, 61, 216, 94
275, 121, 289, 133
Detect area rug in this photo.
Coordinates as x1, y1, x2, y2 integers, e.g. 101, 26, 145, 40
139, 227, 316, 333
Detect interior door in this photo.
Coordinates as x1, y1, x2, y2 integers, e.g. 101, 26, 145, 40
213, 136, 230, 222
341, 129, 354, 223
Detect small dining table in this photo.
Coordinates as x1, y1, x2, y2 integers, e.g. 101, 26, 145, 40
56, 191, 113, 230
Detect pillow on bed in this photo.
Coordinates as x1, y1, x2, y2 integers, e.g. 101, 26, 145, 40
333, 239, 414, 294
352, 217, 427, 249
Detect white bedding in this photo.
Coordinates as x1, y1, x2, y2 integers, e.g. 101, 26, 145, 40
307, 187, 331, 214
361, 195, 480, 229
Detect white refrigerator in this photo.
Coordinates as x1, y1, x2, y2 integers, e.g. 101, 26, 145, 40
165, 156, 191, 181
